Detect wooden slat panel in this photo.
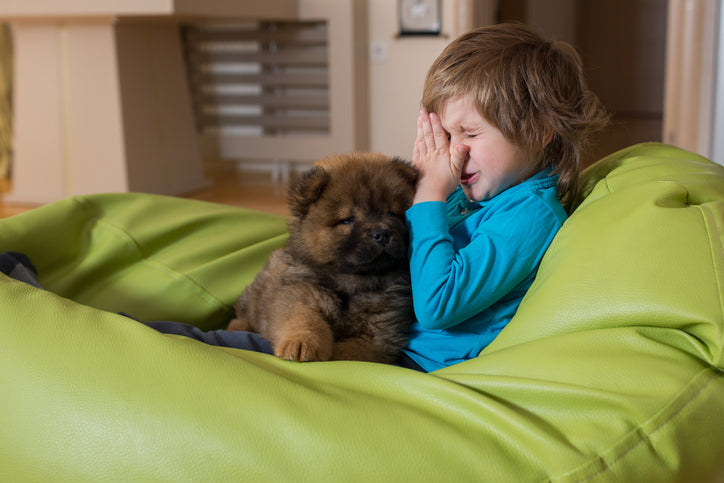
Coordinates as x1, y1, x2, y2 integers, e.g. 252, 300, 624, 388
202, 93, 329, 109
183, 20, 331, 137
200, 72, 328, 88
187, 25, 327, 44
203, 113, 329, 130
201, 49, 327, 66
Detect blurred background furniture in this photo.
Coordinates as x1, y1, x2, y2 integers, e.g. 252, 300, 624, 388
0, 0, 302, 203
0, 0, 721, 205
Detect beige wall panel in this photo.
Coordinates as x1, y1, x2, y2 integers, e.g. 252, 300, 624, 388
64, 23, 128, 195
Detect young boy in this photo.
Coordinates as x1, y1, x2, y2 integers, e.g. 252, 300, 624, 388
399, 23, 608, 371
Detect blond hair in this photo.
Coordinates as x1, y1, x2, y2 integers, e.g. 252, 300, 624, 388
422, 23, 608, 211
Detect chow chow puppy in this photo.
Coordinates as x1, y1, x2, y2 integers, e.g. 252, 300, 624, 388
227, 152, 418, 363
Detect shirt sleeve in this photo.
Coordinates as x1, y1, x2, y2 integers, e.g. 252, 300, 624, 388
405, 195, 562, 331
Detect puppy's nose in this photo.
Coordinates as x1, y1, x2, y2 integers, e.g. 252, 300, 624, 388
370, 228, 390, 246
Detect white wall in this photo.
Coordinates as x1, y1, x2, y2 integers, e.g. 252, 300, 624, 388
367, 0, 459, 160
712, 1, 724, 166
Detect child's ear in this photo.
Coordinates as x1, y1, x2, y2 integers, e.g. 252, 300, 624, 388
543, 127, 554, 147
288, 167, 330, 218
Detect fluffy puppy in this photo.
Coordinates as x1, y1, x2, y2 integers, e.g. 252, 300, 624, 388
227, 152, 418, 363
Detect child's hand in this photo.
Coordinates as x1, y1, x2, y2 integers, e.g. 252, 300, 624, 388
413, 110, 469, 203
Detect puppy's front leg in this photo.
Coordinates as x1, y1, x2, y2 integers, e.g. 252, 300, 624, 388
227, 315, 252, 332
272, 304, 335, 362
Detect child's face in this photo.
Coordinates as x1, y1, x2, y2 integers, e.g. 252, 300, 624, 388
440, 96, 531, 202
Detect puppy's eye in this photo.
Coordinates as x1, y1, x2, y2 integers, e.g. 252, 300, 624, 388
337, 216, 356, 226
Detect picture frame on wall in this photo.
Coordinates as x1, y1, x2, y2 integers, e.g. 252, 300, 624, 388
398, 0, 442, 36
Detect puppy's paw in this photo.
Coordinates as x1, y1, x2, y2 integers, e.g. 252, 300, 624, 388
275, 337, 333, 362
227, 317, 251, 331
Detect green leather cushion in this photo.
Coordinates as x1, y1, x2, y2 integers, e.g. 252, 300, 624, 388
1, 143, 723, 481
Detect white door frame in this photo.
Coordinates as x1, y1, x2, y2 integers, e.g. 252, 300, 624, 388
663, 0, 719, 161
712, 2, 724, 165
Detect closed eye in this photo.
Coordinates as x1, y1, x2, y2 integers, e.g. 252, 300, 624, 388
337, 216, 356, 225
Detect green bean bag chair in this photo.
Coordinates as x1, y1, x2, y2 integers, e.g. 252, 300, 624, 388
1, 143, 723, 481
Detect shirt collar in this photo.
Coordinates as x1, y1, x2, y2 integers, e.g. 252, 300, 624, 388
447, 168, 558, 214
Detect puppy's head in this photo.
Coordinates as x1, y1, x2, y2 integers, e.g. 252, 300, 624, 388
287, 152, 418, 275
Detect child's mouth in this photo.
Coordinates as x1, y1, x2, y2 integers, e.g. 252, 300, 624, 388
460, 172, 477, 185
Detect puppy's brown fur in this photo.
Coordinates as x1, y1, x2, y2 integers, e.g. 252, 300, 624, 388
227, 152, 418, 363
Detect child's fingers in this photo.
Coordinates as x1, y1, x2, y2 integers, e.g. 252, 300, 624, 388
415, 112, 427, 156
450, 144, 469, 175
420, 110, 437, 150
413, 139, 424, 166
429, 113, 449, 148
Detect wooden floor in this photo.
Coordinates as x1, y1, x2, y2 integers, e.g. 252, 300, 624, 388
185, 169, 290, 216
0, 178, 37, 218
0, 169, 290, 219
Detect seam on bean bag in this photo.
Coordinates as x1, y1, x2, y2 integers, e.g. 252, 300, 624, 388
74, 197, 231, 313
558, 367, 721, 482
698, 202, 724, 369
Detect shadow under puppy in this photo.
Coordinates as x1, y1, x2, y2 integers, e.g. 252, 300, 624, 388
228, 152, 418, 363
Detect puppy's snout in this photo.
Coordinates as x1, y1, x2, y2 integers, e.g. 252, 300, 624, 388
370, 228, 391, 246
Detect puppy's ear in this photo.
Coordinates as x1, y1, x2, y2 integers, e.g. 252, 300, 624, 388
389, 157, 420, 189
288, 166, 331, 218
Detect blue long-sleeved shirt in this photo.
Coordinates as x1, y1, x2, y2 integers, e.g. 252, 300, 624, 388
403, 171, 567, 371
